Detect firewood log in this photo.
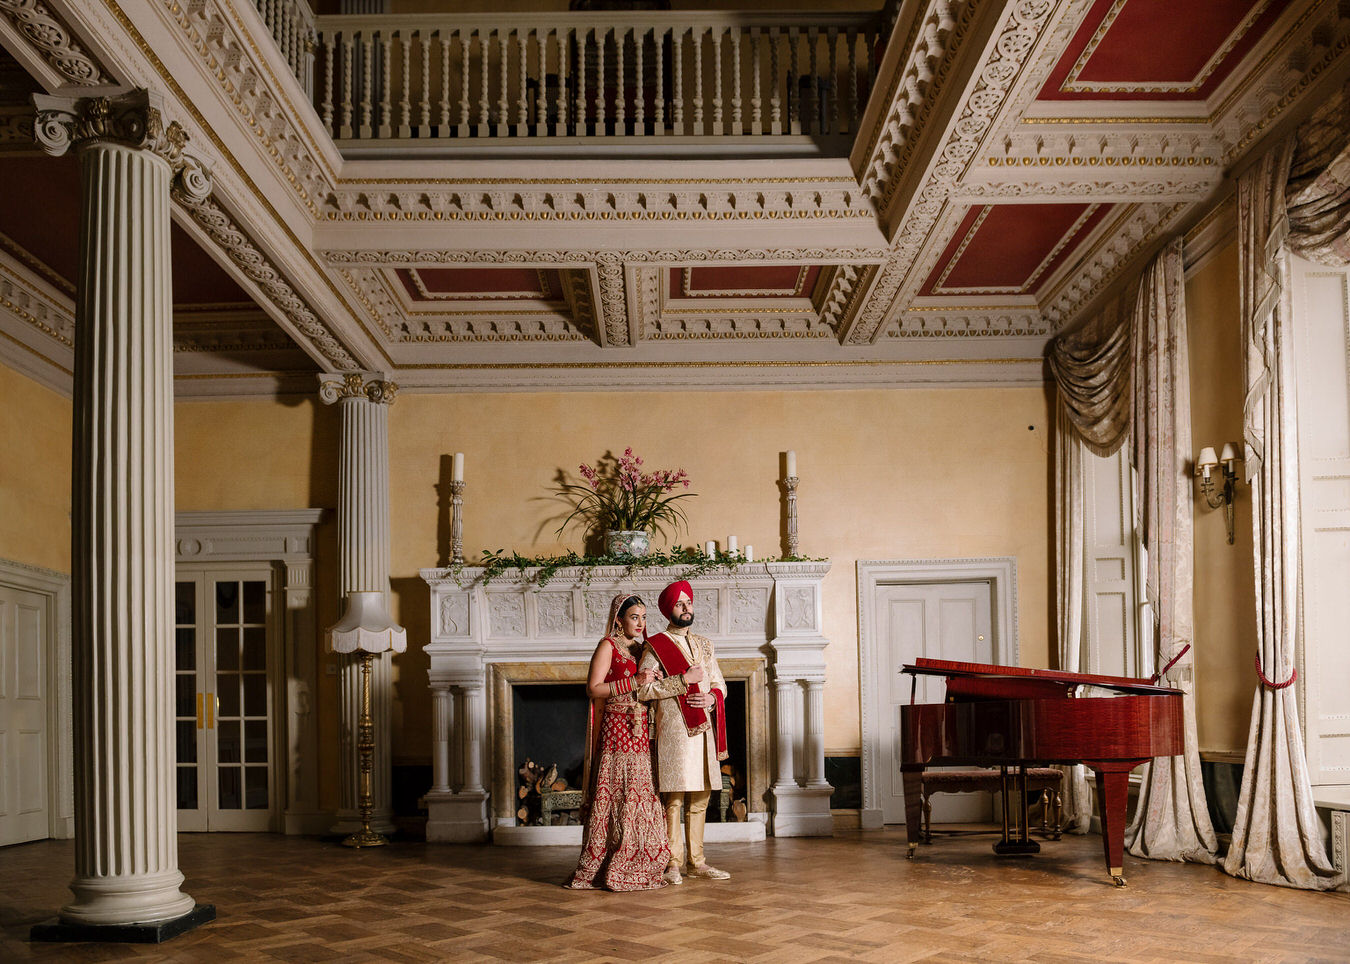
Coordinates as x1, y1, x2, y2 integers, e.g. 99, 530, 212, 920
551, 780, 567, 792
517, 806, 529, 823
518, 785, 529, 800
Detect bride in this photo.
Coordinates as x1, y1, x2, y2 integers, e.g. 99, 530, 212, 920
566, 592, 703, 890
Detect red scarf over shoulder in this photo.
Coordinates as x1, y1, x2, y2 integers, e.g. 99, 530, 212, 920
645, 631, 727, 759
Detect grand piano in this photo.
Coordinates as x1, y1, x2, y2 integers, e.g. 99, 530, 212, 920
899, 657, 1184, 886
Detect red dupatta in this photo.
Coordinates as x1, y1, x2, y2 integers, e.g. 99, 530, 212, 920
645, 631, 727, 760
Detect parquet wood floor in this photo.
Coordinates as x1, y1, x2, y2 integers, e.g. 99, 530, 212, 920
2, 829, 1347, 962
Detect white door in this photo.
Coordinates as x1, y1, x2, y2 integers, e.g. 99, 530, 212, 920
877, 580, 994, 825
175, 569, 278, 832
0, 585, 49, 846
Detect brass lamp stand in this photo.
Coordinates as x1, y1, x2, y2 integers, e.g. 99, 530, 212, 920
344, 651, 386, 848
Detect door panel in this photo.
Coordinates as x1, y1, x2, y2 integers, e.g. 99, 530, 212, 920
0, 586, 49, 846
877, 580, 993, 825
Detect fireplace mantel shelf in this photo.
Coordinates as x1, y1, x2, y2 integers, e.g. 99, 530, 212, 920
419, 560, 835, 841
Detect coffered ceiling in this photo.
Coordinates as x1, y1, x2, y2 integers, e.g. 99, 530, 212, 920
0, 0, 1346, 396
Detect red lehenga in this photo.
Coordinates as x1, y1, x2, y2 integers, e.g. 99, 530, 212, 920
566, 637, 671, 891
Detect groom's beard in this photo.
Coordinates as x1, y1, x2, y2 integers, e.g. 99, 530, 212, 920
669, 612, 694, 628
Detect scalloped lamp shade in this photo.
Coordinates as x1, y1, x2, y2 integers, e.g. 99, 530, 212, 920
328, 590, 407, 655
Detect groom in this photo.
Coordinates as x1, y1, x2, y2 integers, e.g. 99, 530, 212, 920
636, 580, 731, 884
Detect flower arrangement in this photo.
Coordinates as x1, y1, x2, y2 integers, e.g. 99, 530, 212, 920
556, 448, 695, 542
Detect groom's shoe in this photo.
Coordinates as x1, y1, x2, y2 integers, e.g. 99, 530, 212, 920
663, 865, 684, 886
686, 863, 731, 880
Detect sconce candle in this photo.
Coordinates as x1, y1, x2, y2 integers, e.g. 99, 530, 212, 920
452, 452, 464, 483
1196, 447, 1218, 479
786, 450, 797, 478
1196, 442, 1243, 545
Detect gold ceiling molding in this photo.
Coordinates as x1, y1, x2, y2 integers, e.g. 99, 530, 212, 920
1022, 115, 1211, 125
404, 357, 1041, 371
987, 155, 1214, 167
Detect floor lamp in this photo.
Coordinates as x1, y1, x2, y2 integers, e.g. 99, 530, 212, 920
328, 590, 407, 848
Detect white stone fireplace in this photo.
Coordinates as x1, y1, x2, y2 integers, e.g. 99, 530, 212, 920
419, 561, 832, 842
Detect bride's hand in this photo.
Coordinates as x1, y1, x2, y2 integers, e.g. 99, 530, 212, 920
635, 668, 661, 686
683, 664, 705, 685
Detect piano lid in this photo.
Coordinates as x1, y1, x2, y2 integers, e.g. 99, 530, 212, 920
902, 657, 1183, 697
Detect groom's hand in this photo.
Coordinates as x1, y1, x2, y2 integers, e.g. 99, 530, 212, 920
685, 691, 715, 709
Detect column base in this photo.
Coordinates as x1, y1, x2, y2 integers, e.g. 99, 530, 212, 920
330, 807, 396, 836
425, 789, 489, 842
771, 784, 834, 836
32, 904, 215, 944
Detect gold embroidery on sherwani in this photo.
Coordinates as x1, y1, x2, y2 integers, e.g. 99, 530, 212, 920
637, 632, 727, 794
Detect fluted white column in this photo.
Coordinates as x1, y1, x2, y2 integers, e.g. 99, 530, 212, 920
431, 685, 453, 793
462, 682, 486, 794
319, 372, 399, 835
804, 680, 828, 788
33, 89, 211, 928
773, 679, 798, 788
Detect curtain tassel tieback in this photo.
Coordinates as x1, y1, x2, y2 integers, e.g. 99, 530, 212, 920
1150, 643, 1191, 683
1254, 653, 1297, 689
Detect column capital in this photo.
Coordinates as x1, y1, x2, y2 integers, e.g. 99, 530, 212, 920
32, 88, 212, 203
318, 371, 398, 406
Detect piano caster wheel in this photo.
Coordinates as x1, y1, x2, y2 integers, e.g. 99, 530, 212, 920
907, 843, 917, 860
1111, 875, 1127, 887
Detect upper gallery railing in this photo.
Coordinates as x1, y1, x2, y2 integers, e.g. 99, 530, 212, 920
308, 12, 884, 147
254, 0, 318, 96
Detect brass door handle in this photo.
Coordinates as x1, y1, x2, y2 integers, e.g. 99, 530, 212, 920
196, 693, 204, 729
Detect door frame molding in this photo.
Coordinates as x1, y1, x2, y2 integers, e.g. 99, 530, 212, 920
856, 557, 1018, 828
0, 557, 72, 840
176, 509, 326, 834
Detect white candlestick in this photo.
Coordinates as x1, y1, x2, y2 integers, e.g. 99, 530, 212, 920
728, 535, 738, 554
786, 450, 797, 477
452, 452, 464, 482
744, 545, 754, 562
705, 541, 716, 557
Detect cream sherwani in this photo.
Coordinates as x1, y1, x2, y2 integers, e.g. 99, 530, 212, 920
636, 631, 727, 791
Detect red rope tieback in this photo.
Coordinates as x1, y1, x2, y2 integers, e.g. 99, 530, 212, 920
1254, 654, 1297, 689
1150, 643, 1192, 683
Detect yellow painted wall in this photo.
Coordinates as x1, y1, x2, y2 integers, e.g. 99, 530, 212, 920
0, 364, 71, 574
388, 387, 1053, 760
1185, 238, 1258, 755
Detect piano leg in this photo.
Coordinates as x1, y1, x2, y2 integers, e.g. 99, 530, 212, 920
902, 766, 924, 858
1088, 762, 1136, 887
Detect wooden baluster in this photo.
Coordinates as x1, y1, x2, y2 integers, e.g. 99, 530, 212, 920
806, 27, 818, 136
672, 28, 684, 135
788, 26, 800, 135
439, 32, 451, 136
340, 33, 353, 139
828, 27, 839, 135
863, 28, 876, 105
615, 27, 626, 136
769, 27, 781, 135
653, 26, 664, 136
398, 34, 412, 138
750, 27, 762, 135
633, 27, 644, 136
498, 29, 509, 136
360, 34, 373, 138
556, 26, 569, 136
692, 26, 704, 135
379, 33, 393, 138
517, 29, 529, 136
419, 32, 431, 136
595, 26, 606, 136
731, 28, 742, 135
321, 31, 335, 134
478, 30, 490, 135
458, 30, 471, 137
847, 27, 858, 134
711, 26, 723, 135
536, 29, 548, 136
575, 27, 588, 135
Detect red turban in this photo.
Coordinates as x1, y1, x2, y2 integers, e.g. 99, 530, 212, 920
658, 581, 693, 620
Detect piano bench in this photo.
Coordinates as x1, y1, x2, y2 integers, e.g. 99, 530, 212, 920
920, 768, 1063, 843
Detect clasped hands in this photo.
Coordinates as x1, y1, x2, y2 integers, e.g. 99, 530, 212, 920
632, 663, 713, 708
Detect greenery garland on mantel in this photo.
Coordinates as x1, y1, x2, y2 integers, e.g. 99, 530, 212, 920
444, 546, 828, 588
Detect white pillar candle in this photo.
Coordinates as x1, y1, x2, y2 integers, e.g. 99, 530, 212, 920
705, 541, 717, 556
728, 535, 738, 554
452, 451, 464, 482
786, 450, 797, 477
744, 545, 754, 562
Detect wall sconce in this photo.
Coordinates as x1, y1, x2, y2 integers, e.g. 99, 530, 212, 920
1195, 443, 1242, 545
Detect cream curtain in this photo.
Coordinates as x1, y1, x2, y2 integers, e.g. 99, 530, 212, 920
1053, 404, 1093, 834
1220, 131, 1341, 890
1123, 238, 1217, 864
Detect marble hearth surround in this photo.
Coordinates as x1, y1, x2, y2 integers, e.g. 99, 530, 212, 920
419, 562, 832, 842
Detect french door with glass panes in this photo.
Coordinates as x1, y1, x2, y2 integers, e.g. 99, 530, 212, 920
175, 568, 278, 831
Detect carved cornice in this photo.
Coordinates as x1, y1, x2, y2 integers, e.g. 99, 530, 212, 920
0, 248, 74, 348
322, 247, 889, 268
594, 253, 629, 347
888, 311, 1050, 339
178, 193, 357, 370
0, 0, 110, 86
32, 88, 212, 202
317, 371, 397, 405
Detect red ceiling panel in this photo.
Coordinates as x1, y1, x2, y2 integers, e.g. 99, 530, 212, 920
922, 203, 1112, 296
398, 267, 561, 300
1039, 0, 1283, 101
669, 265, 821, 298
